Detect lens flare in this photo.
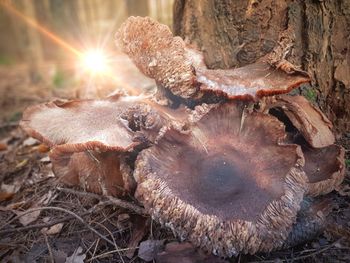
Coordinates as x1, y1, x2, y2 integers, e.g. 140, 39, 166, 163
81, 50, 110, 75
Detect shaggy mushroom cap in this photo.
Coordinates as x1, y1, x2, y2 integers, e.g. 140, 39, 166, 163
134, 103, 307, 256
20, 95, 172, 196
116, 17, 310, 101
263, 95, 335, 148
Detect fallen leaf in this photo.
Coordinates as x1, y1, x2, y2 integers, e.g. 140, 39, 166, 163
15, 209, 41, 226
117, 213, 130, 229
14, 190, 58, 226
0, 142, 7, 151
52, 249, 67, 263
0, 183, 21, 202
65, 247, 86, 263
15, 159, 28, 169
41, 223, 64, 235
36, 143, 50, 153
23, 137, 39, 147
126, 215, 150, 258
138, 240, 165, 262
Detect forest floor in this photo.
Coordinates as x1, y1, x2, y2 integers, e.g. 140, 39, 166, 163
0, 63, 349, 263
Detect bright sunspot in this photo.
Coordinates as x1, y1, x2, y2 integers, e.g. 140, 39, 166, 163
81, 50, 109, 75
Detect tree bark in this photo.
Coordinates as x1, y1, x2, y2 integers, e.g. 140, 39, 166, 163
173, 0, 350, 134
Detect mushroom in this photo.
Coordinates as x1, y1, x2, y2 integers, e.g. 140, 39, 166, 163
116, 17, 310, 101
263, 95, 335, 148
134, 103, 307, 256
20, 95, 173, 196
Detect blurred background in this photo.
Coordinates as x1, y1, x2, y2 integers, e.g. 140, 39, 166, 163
0, 0, 174, 124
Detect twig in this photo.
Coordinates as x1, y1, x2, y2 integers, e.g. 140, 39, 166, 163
0, 206, 116, 247
43, 234, 54, 263
87, 247, 138, 262
0, 201, 109, 235
249, 239, 343, 263
91, 221, 125, 263
57, 187, 146, 215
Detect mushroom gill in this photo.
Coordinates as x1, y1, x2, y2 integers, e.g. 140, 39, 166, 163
116, 16, 310, 101
134, 103, 307, 256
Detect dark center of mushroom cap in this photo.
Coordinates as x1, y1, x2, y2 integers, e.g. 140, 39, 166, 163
149, 140, 291, 222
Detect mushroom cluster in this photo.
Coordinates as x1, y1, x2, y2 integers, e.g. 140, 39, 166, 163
20, 17, 345, 257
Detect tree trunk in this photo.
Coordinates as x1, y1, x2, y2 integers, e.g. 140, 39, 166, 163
173, 0, 350, 134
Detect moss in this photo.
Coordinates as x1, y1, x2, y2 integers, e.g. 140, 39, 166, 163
345, 159, 350, 167
305, 88, 317, 102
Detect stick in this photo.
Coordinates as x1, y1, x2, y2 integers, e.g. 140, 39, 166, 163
57, 187, 146, 215
0, 206, 116, 247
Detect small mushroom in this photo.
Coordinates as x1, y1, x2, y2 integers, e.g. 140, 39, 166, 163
20, 96, 171, 196
263, 95, 335, 148
134, 103, 307, 256
116, 17, 310, 101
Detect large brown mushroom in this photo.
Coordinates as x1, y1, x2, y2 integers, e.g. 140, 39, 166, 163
134, 103, 307, 256
20, 95, 172, 196
116, 17, 310, 101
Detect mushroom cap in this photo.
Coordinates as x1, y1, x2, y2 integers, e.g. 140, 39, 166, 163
20, 96, 174, 196
264, 95, 335, 148
115, 16, 197, 98
195, 62, 310, 100
302, 144, 345, 197
115, 17, 310, 101
134, 103, 307, 256
20, 96, 138, 150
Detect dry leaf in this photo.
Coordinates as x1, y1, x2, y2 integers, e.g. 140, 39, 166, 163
41, 223, 64, 235
0, 142, 7, 151
65, 247, 86, 263
138, 240, 165, 262
0, 183, 21, 202
15, 159, 28, 169
23, 137, 39, 146
14, 190, 58, 226
36, 143, 50, 153
15, 209, 41, 226
126, 215, 150, 258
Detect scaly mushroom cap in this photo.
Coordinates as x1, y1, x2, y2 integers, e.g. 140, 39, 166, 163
115, 16, 197, 98
263, 95, 335, 148
116, 17, 310, 100
20, 96, 168, 196
302, 144, 345, 197
134, 103, 307, 256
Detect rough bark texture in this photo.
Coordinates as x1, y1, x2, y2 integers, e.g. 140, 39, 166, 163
174, 0, 350, 134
